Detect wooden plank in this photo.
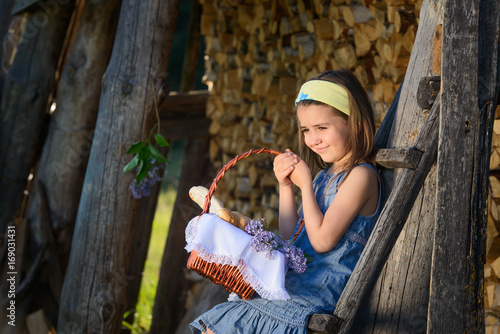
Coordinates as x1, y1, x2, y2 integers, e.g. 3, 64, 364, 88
333, 97, 440, 334
308, 313, 343, 334
0, 0, 15, 78
427, 0, 478, 332
469, 1, 500, 330
124, 147, 168, 331
159, 90, 209, 115
150, 138, 213, 334
57, 1, 180, 332
160, 116, 211, 140
427, 0, 499, 332
0, 0, 76, 235
179, 0, 202, 93
351, 1, 445, 331
375, 147, 422, 169
23, 0, 121, 293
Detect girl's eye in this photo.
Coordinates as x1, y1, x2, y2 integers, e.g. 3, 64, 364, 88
318, 127, 327, 130
301, 128, 309, 133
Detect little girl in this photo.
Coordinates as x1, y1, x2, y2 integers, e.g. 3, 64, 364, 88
190, 69, 381, 334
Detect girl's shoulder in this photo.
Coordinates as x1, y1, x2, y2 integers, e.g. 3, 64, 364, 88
347, 163, 380, 186
351, 163, 379, 177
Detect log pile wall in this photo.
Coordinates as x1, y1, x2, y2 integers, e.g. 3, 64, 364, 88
485, 106, 500, 334
199, 0, 421, 225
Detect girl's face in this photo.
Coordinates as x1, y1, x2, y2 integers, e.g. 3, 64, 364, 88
297, 104, 351, 169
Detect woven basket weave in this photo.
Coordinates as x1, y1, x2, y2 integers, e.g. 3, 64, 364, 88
186, 148, 281, 300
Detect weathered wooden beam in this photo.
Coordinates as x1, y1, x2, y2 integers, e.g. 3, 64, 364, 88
159, 90, 210, 139
179, 0, 202, 93
160, 116, 211, 140
58, 0, 180, 332
150, 138, 212, 334
24, 0, 121, 275
427, 0, 499, 332
333, 97, 440, 334
0, 0, 76, 233
159, 90, 209, 115
375, 147, 422, 169
308, 313, 343, 334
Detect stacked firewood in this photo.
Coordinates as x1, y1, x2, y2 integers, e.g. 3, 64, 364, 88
199, 0, 421, 224
485, 106, 500, 333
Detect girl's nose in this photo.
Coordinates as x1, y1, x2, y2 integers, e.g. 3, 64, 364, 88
310, 132, 321, 145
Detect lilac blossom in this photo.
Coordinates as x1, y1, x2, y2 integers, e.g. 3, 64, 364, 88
129, 159, 167, 199
245, 219, 307, 273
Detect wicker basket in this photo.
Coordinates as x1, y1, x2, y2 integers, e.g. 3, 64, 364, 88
186, 148, 281, 300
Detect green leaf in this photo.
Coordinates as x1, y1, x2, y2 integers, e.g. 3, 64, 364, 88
122, 154, 140, 174
127, 141, 145, 154
148, 145, 167, 163
139, 146, 152, 161
155, 133, 170, 147
122, 308, 134, 319
305, 253, 313, 264
121, 320, 134, 331
136, 159, 149, 182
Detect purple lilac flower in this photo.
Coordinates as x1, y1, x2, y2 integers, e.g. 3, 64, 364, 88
129, 159, 167, 199
245, 219, 264, 236
245, 220, 307, 273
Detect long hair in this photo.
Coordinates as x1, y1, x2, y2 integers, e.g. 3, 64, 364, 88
296, 69, 376, 182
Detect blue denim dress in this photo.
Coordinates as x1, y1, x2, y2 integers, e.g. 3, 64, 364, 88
189, 163, 382, 334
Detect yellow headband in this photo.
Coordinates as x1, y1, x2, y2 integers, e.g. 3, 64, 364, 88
295, 80, 351, 116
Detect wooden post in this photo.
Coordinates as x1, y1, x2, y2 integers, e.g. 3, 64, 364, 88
18, 0, 121, 327
337, 0, 445, 332
25, 0, 121, 273
0, 0, 16, 99
0, 0, 76, 234
0, 0, 16, 93
57, 1, 180, 333
334, 97, 440, 334
123, 170, 167, 333
179, 0, 201, 93
150, 138, 212, 334
427, 0, 499, 331
151, 2, 211, 331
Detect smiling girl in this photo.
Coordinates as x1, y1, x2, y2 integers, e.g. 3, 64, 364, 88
190, 69, 381, 334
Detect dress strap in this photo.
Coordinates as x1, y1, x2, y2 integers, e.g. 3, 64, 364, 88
344, 230, 367, 247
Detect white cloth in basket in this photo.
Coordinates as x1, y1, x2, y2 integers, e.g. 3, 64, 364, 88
185, 213, 290, 300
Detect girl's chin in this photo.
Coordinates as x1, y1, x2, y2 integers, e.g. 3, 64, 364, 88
317, 154, 335, 164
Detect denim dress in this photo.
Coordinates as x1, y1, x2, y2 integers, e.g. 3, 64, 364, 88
189, 163, 382, 334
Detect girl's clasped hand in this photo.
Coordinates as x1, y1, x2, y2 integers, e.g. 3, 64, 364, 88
273, 149, 309, 187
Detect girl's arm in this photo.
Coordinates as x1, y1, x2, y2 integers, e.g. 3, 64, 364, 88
290, 162, 378, 253
273, 149, 300, 239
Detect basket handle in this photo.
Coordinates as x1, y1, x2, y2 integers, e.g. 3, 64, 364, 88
202, 148, 281, 214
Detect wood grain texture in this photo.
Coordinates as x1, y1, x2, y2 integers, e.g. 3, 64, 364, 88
57, 1, 180, 333
428, 0, 500, 332
348, 1, 445, 332
0, 0, 75, 232
334, 97, 440, 334
24, 0, 121, 278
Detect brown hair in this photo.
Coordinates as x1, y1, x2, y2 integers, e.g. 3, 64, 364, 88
296, 69, 376, 182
